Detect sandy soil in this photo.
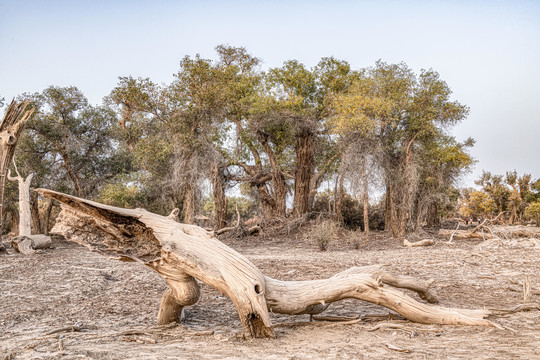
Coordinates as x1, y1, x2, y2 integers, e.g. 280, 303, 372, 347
1, 227, 540, 359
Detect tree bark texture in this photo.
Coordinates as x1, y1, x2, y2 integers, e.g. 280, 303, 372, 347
211, 163, 227, 230
42, 199, 54, 235
426, 202, 440, 228
257, 131, 287, 217
30, 190, 42, 235
8, 169, 33, 236
361, 155, 370, 235
0, 101, 33, 233
293, 134, 314, 216
37, 189, 499, 339
335, 155, 346, 223
183, 181, 195, 224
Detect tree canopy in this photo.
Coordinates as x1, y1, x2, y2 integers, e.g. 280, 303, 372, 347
7, 45, 530, 235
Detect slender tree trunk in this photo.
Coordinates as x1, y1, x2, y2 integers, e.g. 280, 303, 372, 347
257, 131, 287, 217
211, 163, 227, 230
497, 204, 506, 224
256, 183, 276, 219
426, 202, 440, 227
335, 155, 346, 223
397, 193, 409, 237
293, 134, 314, 216
10, 209, 19, 236
362, 155, 369, 235
384, 180, 393, 232
43, 199, 54, 235
184, 181, 195, 224
272, 173, 287, 217
30, 191, 41, 234
8, 169, 33, 236
61, 153, 84, 198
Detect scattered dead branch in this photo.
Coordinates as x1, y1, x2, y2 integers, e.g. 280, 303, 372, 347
385, 343, 410, 353
524, 276, 531, 302
403, 239, 435, 247
45, 322, 84, 335
488, 303, 540, 315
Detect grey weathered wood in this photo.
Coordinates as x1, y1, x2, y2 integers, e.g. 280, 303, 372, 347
0, 101, 34, 234
37, 188, 500, 338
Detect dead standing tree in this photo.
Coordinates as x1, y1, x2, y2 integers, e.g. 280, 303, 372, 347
8, 160, 33, 236
37, 188, 499, 338
0, 101, 34, 237
7, 159, 52, 254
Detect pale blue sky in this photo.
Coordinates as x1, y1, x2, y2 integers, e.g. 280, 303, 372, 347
1, 0, 539, 186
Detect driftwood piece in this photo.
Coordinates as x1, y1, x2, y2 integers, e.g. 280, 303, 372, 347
11, 234, 52, 254
37, 189, 498, 338
438, 229, 497, 240
403, 239, 435, 247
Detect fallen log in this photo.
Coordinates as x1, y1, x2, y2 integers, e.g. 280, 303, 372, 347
438, 229, 497, 240
11, 234, 52, 254
37, 189, 499, 338
403, 239, 435, 247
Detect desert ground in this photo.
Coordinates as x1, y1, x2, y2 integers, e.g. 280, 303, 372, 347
1, 227, 540, 359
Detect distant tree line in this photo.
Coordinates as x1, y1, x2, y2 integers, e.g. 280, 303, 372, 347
7, 45, 511, 236
460, 171, 540, 225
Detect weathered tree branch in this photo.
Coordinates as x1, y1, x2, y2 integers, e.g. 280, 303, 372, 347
37, 189, 499, 338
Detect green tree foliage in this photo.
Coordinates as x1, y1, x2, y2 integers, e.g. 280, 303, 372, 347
460, 189, 496, 219
10, 47, 496, 234
460, 171, 539, 224
331, 61, 470, 235
475, 171, 510, 222
524, 201, 540, 225
17, 86, 130, 198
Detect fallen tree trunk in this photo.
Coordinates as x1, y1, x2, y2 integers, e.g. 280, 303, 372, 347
438, 229, 497, 240
403, 239, 436, 247
11, 234, 51, 254
37, 189, 499, 338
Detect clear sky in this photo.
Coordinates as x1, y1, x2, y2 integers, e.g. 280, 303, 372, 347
1, 0, 539, 186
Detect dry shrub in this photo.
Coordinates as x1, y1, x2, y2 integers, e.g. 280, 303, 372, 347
308, 220, 338, 251
349, 230, 369, 250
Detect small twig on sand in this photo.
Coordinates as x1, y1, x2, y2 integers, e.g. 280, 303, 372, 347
403, 239, 435, 247
523, 276, 531, 302
362, 313, 405, 322
449, 220, 463, 243
58, 335, 64, 353
274, 317, 362, 328
122, 336, 157, 344
489, 303, 540, 315
46, 322, 83, 335
312, 315, 360, 322
385, 343, 410, 353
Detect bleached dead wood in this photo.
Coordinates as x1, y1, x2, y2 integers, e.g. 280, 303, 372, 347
37, 189, 499, 338
11, 234, 51, 254
403, 239, 435, 247
7, 159, 33, 236
0, 101, 34, 233
438, 229, 497, 240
